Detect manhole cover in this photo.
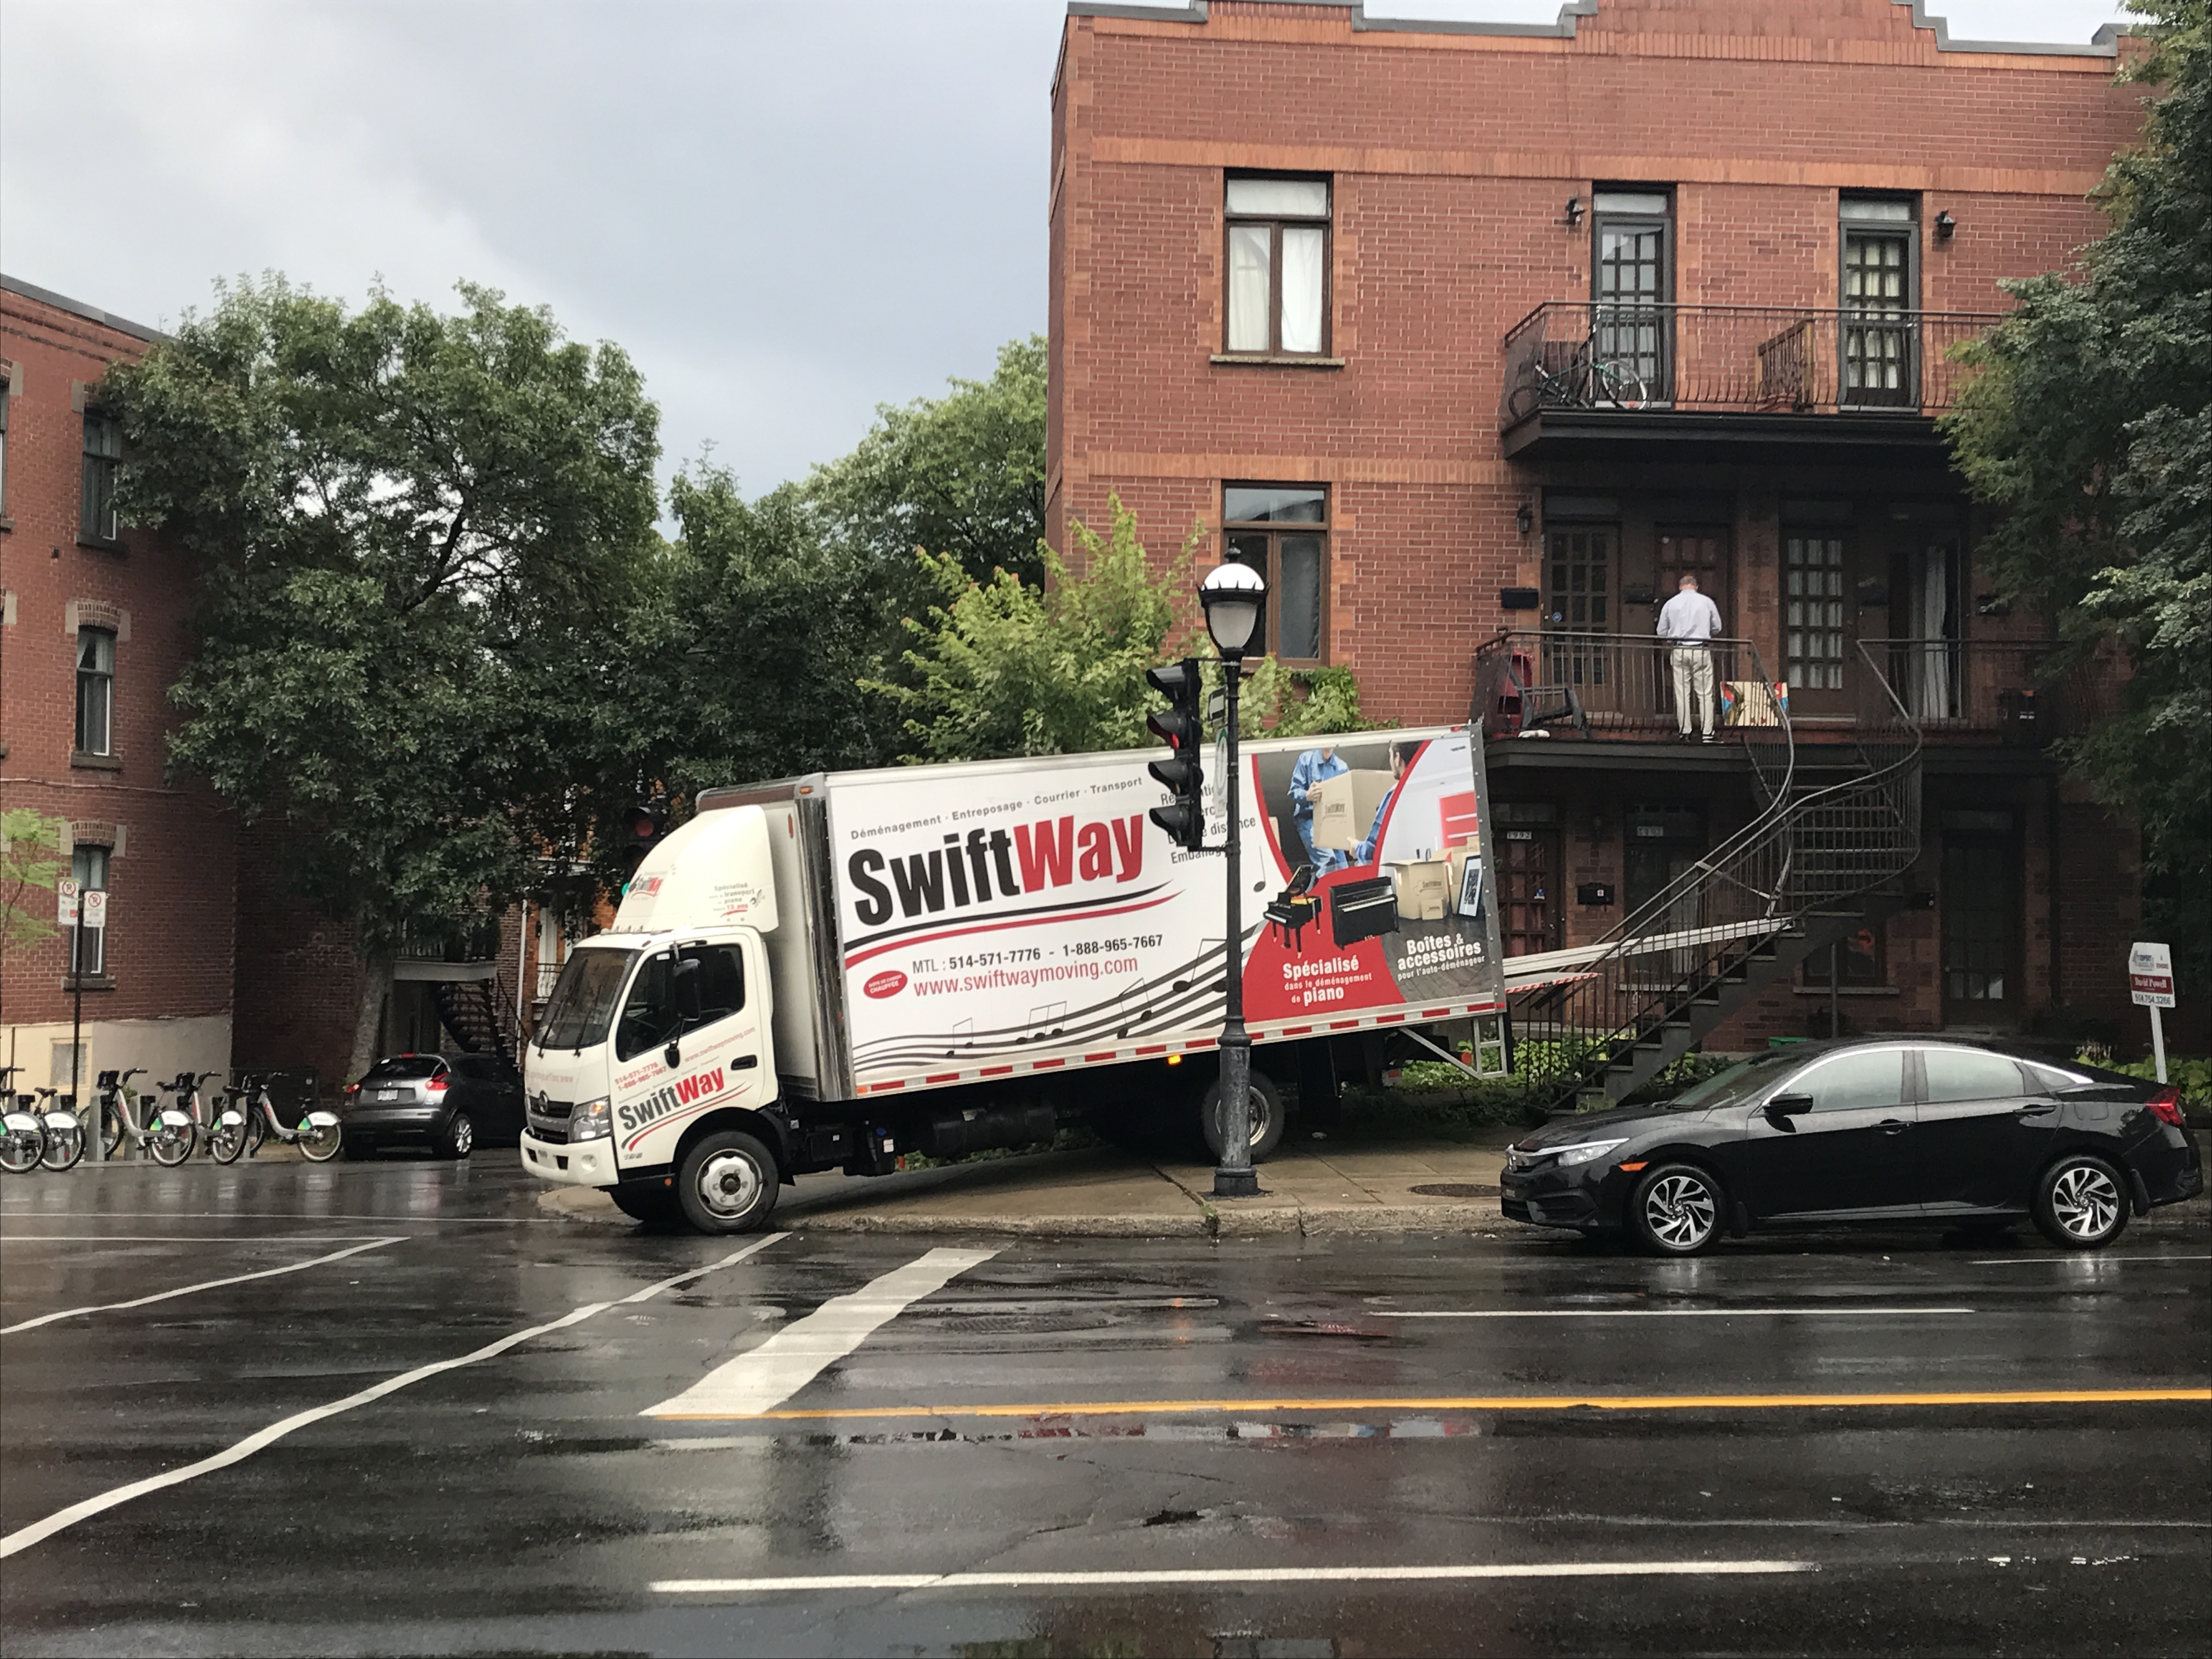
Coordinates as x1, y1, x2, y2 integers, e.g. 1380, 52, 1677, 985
1409, 1183, 1499, 1199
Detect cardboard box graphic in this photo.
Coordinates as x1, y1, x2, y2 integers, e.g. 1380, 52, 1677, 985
1391, 859, 1453, 921
1308, 769, 1396, 851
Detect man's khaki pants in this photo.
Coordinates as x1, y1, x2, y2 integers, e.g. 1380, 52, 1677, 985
1671, 646, 1716, 737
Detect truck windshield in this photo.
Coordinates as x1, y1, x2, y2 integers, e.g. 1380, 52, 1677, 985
535, 949, 637, 1051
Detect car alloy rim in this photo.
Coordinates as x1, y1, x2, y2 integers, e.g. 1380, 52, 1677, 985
1644, 1173, 1716, 1248
2051, 1164, 2120, 1239
453, 1117, 473, 1154
698, 1150, 760, 1217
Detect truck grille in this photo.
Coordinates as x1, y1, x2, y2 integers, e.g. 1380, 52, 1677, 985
528, 1096, 573, 1144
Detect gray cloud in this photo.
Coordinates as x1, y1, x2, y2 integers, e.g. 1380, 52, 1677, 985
1, 0, 2130, 499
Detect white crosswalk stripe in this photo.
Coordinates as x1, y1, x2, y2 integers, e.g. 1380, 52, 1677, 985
643, 1246, 1000, 1419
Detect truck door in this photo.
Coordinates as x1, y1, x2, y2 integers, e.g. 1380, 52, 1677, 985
608, 934, 774, 1173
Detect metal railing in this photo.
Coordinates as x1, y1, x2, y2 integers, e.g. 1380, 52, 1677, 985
1500, 302, 2001, 423
397, 921, 503, 964
1497, 639, 1923, 1111
535, 959, 563, 1001
1858, 638, 2124, 742
1472, 631, 1793, 800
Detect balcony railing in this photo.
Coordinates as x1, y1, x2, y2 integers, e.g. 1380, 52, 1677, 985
1858, 639, 2125, 742
535, 959, 563, 1001
397, 921, 503, 964
1500, 302, 2001, 424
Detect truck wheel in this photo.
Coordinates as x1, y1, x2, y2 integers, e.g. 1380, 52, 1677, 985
608, 1178, 684, 1228
1201, 1072, 1285, 1164
677, 1131, 780, 1234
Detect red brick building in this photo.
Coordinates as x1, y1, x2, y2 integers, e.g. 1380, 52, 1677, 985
1, 276, 239, 1094
1048, 0, 2151, 1062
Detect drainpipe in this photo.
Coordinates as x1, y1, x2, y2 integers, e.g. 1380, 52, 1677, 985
2047, 777, 2063, 1017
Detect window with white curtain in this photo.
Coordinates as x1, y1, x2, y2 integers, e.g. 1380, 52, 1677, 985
1224, 176, 1330, 357
76, 627, 115, 756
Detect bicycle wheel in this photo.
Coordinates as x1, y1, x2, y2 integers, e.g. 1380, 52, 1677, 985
149, 1117, 196, 1167
1505, 378, 1545, 423
1594, 364, 1649, 410
207, 1112, 249, 1165
40, 1121, 86, 1172
298, 1117, 343, 1163
0, 1122, 44, 1175
244, 1109, 269, 1159
100, 1103, 125, 1160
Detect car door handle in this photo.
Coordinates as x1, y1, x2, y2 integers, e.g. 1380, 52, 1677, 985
1878, 1118, 1910, 1135
730, 1055, 759, 1070
2016, 1102, 2058, 1115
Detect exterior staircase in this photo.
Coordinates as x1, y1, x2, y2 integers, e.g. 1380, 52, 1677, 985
1489, 639, 1925, 1112
433, 973, 521, 1068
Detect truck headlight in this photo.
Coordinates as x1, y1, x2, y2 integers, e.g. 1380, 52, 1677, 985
570, 1097, 613, 1143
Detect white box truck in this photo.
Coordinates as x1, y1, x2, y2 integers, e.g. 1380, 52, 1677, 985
521, 725, 1506, 1231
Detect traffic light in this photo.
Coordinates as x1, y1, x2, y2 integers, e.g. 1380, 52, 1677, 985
1145, 658, 1205, 851
617, 791, 670, 891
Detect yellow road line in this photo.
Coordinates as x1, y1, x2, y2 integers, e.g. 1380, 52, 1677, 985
652, 1386, 2212, 1423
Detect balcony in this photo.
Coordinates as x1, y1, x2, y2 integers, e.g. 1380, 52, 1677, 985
393, 921, 503, 983
1498, 302, 2001, 462
1859, 639, 2125, 751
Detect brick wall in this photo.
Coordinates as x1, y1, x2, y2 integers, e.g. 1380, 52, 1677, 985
2, 281, 238, 1077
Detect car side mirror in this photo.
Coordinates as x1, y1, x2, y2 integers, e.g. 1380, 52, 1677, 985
1764, 1092, 1814, 1119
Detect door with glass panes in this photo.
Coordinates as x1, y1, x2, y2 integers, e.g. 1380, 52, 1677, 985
1782, 525, 1856, 715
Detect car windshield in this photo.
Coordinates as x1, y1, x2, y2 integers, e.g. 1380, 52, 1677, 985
1666, 1051, 1802, 1110
536, 949, 638, 1051
363, 1057, 444, 1080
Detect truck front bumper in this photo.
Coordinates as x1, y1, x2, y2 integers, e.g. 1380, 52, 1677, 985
520, 1130, 617, 1187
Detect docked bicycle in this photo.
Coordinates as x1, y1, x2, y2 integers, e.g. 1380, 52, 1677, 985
209, 1073, 342, 1164
100, 1070, 205, 1166
1, 1068, 47, 1174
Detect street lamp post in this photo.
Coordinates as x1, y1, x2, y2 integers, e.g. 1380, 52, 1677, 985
1199, 561, 1266, 1200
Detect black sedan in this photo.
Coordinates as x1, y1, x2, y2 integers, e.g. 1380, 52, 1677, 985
341, 1052, 524, 1159
1502, 1037, 2203, 1254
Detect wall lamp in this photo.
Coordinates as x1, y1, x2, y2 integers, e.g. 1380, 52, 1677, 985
1564, 195, 1585, 229
1934, 210, 1956, 241
1516, 501, 1535, 536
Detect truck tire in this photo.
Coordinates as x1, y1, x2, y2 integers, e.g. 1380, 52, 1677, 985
1201, 1071, 1286, 1164
608, 1178, 684, 1228
677, 1131, 781, 1234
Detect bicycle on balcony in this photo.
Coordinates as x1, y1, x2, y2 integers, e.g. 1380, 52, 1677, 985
1505, 337, 1650, 420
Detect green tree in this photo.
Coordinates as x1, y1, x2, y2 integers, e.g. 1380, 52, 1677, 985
795, 336, 1047, 591
1940, 0, 2210, 985
103, 276, 662, 1074
876, 497, 1382, 762
1, 808, 66, 959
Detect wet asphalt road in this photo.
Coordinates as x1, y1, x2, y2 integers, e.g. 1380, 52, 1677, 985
1, 1159, 2207, 1658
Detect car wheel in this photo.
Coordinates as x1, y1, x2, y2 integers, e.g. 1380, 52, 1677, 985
677, 1131, 780, 1234
2033, 1154, 2129, 1250
608, 1179, 685, 1228
1200, 1071, 1286, 1164
1628, 1163, 1724, 1256
440, 1111, 476, 1161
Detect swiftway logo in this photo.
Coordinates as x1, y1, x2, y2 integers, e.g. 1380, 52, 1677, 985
618, 1065, 726, 1136
847, 813, 1146, 928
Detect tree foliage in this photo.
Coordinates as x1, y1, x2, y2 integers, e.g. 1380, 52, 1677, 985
874, 497, 1383, 763
1940, 0, 2210, 983
1, 809, 66, 959
794, 335, 1047, 591
103, 276, 663, 1066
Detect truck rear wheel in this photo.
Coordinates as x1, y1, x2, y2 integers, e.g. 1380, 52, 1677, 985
1201, 1072, 1285, 1164
677, 1131, 780, 1234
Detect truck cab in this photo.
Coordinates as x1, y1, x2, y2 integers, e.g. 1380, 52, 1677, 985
522, 805, 791, 1230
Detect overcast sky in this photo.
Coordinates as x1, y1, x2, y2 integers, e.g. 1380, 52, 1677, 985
2, 0, 2133, 499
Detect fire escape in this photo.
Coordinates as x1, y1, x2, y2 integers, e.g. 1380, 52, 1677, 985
1473, 636, 1925, 1113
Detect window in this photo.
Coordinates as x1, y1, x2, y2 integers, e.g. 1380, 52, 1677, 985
69, 844, 108, 977
1794, 1048, 1905, 1113
1593, 190, 1672, 396
81, 414, 122, 543
1841, 198, 1916, 407
1223, 484, 1328, 663
613, 941, 747, 1062
1784, 533, 1847, 690
76, 628, 115, 757
1943, 825, 2016, 1010
1224, 176, 1330, 356
1802, 918, 1887, 988
1918, 1048, 2028, 1104
0, 375, 10, 516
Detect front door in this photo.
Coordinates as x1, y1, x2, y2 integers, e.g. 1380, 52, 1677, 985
1909, 1045, 2053, 1214
610, 935, 772, 1174
1782, 529, 1853, 715
1725, 1046, 1916, 1219
1498, 828, 1559, 956
1941, 820, 2019, 1028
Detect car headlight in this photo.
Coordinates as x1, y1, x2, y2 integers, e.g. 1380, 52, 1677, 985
1554, 1138, 1629, 1167
569, 1097, 613, 1143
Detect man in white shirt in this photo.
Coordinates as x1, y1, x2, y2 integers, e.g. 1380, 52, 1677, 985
1656, 572, 1724, 742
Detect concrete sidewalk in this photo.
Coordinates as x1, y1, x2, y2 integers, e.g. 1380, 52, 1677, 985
539, 1132, 1521, 1238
